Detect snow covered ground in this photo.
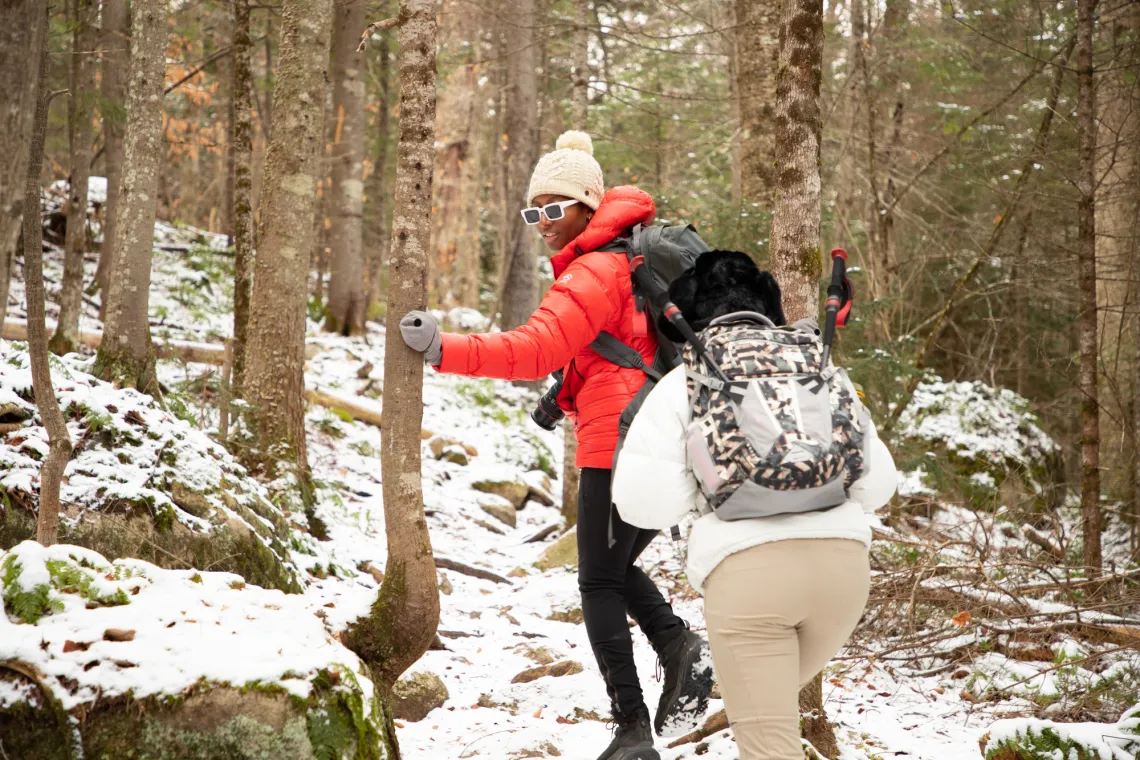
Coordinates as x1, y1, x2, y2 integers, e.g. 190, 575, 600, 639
3, 202, 1138, 758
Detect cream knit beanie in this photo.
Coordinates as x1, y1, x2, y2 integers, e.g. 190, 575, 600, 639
526, 131, 605, 210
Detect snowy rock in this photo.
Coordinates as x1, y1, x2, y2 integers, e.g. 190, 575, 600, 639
391, 672, 449, 722
0, 344, 303, 592
427, 435, 478, 460
510, 660, 584, 684
480, 501, 517, 529
441, 445, 469, 466
533, 527, 577, 571
0, 542, 387, 759
472, 476, 530, 509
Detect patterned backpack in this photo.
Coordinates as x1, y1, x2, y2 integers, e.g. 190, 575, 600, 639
682, 311, 870, 520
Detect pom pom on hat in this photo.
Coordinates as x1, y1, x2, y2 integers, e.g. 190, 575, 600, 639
527, 130, 605, 209
555, 130, 594, 155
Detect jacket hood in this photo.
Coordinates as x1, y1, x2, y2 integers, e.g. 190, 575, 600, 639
550, 186, 656, 277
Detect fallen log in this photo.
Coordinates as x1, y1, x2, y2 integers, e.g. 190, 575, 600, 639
304, 385, 384, 428
3, 317, 228, 365
666, 709, 729, 748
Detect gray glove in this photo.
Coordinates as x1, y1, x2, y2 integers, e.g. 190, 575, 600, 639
399, 311, 443, 365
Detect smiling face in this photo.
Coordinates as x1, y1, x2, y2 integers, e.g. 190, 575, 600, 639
531, 193, 593, 251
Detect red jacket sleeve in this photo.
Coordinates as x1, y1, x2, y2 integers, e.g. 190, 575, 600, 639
437, 256, 622, 381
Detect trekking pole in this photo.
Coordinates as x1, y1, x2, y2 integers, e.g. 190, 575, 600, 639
820, 248, 853, 370
629, 255, 730, 384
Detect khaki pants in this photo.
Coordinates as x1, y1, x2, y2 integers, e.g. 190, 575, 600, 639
703, 539, 870, 760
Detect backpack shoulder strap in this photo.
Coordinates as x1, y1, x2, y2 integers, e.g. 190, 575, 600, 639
589, 331, 663, 381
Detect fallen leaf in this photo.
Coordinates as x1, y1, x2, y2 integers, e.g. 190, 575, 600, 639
63, 640, 91, 653
952, 611, 973, 627
533, 707, 543, 719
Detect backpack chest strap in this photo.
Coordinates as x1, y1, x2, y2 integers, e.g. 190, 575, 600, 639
589, 331, 662, 381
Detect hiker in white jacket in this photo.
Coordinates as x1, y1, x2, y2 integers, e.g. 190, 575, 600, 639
612, 251, 897, 760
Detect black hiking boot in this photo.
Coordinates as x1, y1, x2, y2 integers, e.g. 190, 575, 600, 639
654, 628, 715, 737
595, 704, 660, 760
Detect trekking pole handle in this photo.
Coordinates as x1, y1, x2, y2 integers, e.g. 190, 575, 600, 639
820, 248, 848, 369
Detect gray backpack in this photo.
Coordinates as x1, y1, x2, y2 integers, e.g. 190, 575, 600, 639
682, 312, 870, 520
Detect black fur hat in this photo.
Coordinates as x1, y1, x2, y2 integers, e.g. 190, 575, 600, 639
657, 250, 785, 342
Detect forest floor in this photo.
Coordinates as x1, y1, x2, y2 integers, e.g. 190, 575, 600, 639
3, 203, 1139, 759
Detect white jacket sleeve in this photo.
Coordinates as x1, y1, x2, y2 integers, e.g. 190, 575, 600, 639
847, 419, 898, 513
612, 365, 699, 530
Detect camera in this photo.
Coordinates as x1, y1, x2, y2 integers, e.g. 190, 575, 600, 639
530, 371, 565, 431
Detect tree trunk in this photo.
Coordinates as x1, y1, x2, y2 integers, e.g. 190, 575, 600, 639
51, 0, 99, 356
93, 0, 167, 395
734, 0, 779, 211
498, 0, 539, 331
769, 0, 824, 325
325, 0, 368, 335
830, 0, 863, 256
242, 0, 332, 475
0, 0, 47, 325
232, 0, 255, 394
344, 0, 441, 707
561, 420, 578, 527
1076, 0, 1102, 574
94, 0, 130, 313
570, 0, 589, 128
431, 0, 482, 309
365, 31, 392, 313
1095, 1, 1140, 501
767, 0, 838, 754
23, 11, 74, 547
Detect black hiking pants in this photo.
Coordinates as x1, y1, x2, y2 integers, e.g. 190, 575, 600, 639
577, 467, 686, 717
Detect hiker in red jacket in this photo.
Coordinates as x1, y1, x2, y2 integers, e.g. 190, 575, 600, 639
400, 131, 713, 760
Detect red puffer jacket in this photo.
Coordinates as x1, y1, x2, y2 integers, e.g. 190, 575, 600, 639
438, 186, 657, 468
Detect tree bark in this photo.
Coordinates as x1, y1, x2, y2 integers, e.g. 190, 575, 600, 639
1095, 1, 1140, 501
767, 0, 838, 754
51, 0, 99, 356
23, 12, 74, 547
365, 31, 392, 313
0, 0, 46, 325
242, 0, 332, 474
561, 420, 578, 527
498, 0, 539, 330
769, 0, 824, 325
570, 0, 589, 128
325, 0, 368, 335
344, 0, 441, 703
232, 0, 255, 394
94, 0, 130, 313
430, 0, 482, 309
734, 0, 779, 210
1076, 0, 1102, 574
93, 0, 167, 395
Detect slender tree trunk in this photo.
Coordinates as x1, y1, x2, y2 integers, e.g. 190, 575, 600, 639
0, 0, 47, 325
767, 0, 837, 754
242, 0, 333, 473
734, 0, 779, 211
1076, 0, 1102, 574
52, 0, 99, 355
232, 0, 255, 393
831, 0, 863, 256
93, 0, 167, 395
366, 31, 392, 313
24, 12, 74, 547
498, 0, 539, 330
345, 0, 441, 708
431, 0, 481, 309
562, 420, 578, 527
94, 0, 130, 313
570, 0, 589, 128
770, 0, 824, 325
325, 0, 368, 335
1095, 1, 1140, 500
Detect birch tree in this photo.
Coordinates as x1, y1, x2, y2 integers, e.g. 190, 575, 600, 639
94, 0, 168, 394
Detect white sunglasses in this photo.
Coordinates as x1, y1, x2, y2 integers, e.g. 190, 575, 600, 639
520, 199, 579, 225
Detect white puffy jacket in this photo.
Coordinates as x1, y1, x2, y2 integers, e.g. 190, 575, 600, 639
612, 364, 898, 593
